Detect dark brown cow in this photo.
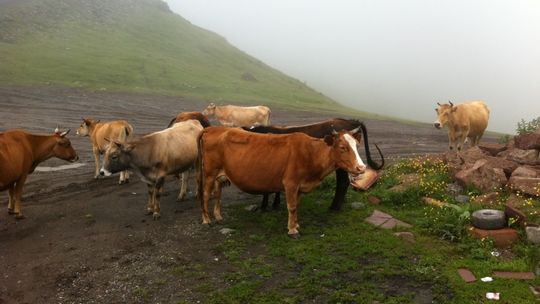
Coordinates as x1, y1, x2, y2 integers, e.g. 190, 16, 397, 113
167, 111, 211, 128
197, 126, 367, 238
0, 128, 78, 219
244, 119, 384, 211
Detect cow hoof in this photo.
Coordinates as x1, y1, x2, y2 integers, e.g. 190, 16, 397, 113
152, 212, 160, 220
8, 208, 16, 215
15, 214, 26, 220
288, 233, 300, 239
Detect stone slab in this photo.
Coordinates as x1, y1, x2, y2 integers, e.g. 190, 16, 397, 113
493, 271, 535, 280
457, 268, 477, 283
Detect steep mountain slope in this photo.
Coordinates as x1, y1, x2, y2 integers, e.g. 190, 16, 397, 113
0, 0, 347, 111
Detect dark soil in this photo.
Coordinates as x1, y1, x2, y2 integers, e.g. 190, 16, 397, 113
0, 86, 498, 303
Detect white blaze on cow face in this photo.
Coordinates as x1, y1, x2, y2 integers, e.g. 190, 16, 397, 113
343, 133, 366, 173
100, 167, 112, 176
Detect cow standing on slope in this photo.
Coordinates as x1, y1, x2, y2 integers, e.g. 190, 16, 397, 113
0, 128, 78, 219
100, 120, 204, 219
197, 126, 366, 238
76, 118, 134, 184
434, 101, 490, 151
202, 102, 271, 127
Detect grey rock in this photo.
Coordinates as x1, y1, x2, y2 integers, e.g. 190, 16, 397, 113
219, 228, 235, 235
455, 195, 469, 204
351, 202, 365, 209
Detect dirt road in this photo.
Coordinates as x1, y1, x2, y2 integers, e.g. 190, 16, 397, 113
0, 86, 498, 303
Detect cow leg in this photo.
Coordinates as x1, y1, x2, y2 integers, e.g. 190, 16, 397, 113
119, 170, 130, 184
272, 192, 281, 210
146, 184, 155, 215
261, 194, 269, 211
448, 132, 456, 151
177, 170, 189, 201
330, 169, 348, 211
153, 178, 165, 220
284, 185, 300, 238
92, 147, 101, 179
13, 176, 28, 219
201, 176, 215, 225
456, 133, 467, 151
7, 185, 15, 214
213, 180, 223, 222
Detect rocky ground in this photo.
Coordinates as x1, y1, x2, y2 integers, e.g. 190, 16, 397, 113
0, 86, 499, 303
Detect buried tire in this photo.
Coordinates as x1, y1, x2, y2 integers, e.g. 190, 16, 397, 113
471, 209, 507, 230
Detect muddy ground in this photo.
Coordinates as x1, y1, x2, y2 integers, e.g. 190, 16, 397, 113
0, 86, 499, 303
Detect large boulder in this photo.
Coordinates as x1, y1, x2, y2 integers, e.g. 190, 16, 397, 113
511, 166, 539, 178
455, 159, 508, 192
507, 176, 540, 196
506, 149, 540, 165
514, 131, 540, 150
478, 143, 508, 156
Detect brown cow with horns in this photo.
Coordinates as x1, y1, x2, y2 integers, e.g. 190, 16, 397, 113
0, 128, 78, 219
197, 126, 367, 238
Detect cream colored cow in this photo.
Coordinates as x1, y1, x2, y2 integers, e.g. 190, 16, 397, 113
434, 101, 490, 151
202, 103, 271, 127
76, 118, 134, 183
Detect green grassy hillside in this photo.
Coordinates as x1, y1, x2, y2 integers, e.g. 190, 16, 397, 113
0, 0, 371, 114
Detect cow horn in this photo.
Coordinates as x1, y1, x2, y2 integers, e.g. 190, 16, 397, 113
437, 102, 441, 106
332, 129, 338, 135
449, 101, 454, 107
350, 127, 360, 134
60, 129, 71, 137
54, 126, 60, 134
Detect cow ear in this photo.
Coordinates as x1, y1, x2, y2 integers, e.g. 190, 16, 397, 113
123, 143, 135, 152
451, 106, 458, 113
323, 134, 334, 146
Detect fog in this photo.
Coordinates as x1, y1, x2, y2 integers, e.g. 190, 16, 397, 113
165, 0, 540, 134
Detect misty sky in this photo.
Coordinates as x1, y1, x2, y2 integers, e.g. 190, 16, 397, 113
165, 0, 540, 133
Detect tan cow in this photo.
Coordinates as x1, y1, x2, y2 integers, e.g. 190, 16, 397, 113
202, 102, 271, 127
100, 120, 204, 219
0, 128, 78, 219
166, 111, 211, 201
76, 118, 134, 184
197, 126, 366, 238
434, 101, 490, 151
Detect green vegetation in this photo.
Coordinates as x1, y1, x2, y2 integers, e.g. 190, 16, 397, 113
517, 117, 540, 135
0, 0, 377, 116
177, 157, 539, 303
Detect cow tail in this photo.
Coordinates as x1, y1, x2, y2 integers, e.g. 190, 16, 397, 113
359, 122, 384, 170
266, 108, 271, 125
196, 130, 205, 202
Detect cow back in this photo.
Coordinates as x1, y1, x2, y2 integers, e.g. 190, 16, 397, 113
453, 101, 490, 136
93, 120, 133, 152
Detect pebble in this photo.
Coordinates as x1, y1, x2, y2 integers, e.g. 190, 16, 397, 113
351, 202, 365, 209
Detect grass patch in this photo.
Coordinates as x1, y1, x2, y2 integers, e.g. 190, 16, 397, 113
194, 157, 539, 303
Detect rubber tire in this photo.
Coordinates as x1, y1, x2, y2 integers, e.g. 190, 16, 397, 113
471, 209, 507, 230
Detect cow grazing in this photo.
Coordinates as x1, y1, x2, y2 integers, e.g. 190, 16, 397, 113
245, 118, 384, 211
202, 102, 271, 127
0, 128, 78, 219
434, 101, 490, 151
100, 120, 204, 219
76, 118, 134, 184
166, 112, 211, 201
197, 126, 367, 238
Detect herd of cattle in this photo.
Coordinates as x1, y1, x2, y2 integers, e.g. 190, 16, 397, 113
0, 100, 490, 237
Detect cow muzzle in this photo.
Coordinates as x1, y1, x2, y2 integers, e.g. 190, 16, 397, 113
99, 168, 112, 176
434, 122, 441, 129
70, 155, 79, 162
